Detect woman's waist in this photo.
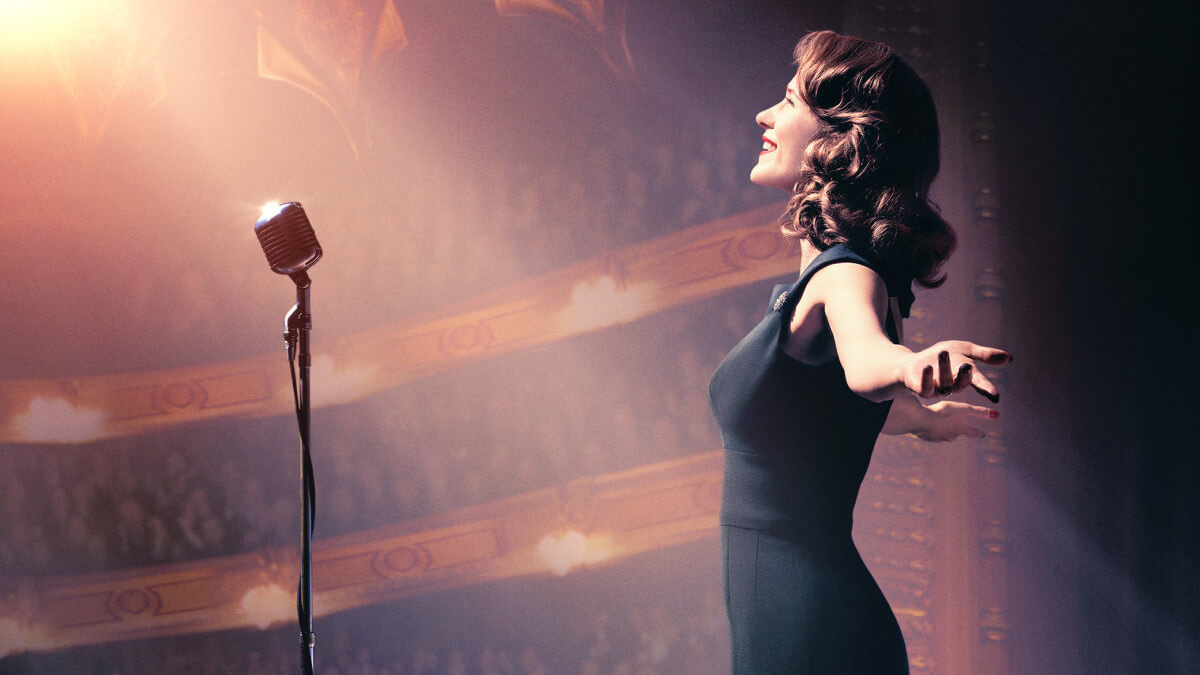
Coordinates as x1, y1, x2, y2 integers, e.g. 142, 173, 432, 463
720, 448, 863, 540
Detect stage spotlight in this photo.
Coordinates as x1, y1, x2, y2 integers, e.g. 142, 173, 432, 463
0, 0, 128, 55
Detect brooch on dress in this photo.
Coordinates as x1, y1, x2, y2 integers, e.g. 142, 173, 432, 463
773, 291, 789, 312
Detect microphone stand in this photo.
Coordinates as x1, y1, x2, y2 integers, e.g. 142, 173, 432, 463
285, 271, 316, 675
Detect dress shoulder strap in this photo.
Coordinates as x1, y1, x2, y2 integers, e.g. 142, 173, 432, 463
773, 244, 876, 315
773, 244, 906, 344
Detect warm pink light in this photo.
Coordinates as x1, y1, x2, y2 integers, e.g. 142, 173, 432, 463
0, 0, 127, 55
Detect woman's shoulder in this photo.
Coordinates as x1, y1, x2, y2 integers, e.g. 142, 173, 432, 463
802, 244, 884, 287
809, 244, 914, 316
806, 256, 889, 304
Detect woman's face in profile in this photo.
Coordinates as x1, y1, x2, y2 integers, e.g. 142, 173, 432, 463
750, 75, 821, 191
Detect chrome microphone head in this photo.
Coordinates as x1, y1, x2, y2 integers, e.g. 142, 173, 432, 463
254, 201, 323, 275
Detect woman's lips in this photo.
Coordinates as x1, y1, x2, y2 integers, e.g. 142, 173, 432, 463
760, 136, 777, 155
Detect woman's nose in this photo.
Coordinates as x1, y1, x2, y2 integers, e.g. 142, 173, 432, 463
755, 107, 772, 129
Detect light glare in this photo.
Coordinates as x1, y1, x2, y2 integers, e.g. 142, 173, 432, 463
560, 275, 655, 330
310, 354, 378, 406
259, 201, 285, 222
239, 584, 291, 630
537, 530, 614, 576
14, 396, 104, 443
0, 0, 125, 55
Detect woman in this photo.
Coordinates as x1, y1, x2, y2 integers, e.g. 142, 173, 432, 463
708, 31, 1010, 673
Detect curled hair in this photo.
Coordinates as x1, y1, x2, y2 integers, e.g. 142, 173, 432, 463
782, 31, 955, 288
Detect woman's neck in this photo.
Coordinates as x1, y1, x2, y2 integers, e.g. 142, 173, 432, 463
797, 238, 821, 277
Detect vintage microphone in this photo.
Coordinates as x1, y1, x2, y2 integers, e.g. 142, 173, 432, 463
255, 201, 323, 278
254, 201, 321, 675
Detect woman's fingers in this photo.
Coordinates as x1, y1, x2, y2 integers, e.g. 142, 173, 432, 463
935, 351, 974, 396
953, 402, 992, 437
961, 342, 1011, 365
935, 340, 1011, 365
937, 351, 953, 393
974, 403, 1000, 419
952, 363, 973, 393
928, 400, 997, 418
934, 341, 1011, 400
957, 402, 999, 420
920, 364, 935, 397
971, 369, 1000, 403
910, 342, 1011, 400
921, 401, 999, 441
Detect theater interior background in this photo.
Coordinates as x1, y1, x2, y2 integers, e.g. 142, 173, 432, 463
1, 0, 1194, 673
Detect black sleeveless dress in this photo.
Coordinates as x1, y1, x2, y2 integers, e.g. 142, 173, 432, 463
709, 244, 911, 674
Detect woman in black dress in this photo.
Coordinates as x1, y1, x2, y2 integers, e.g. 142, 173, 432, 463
709, 31, 1010, 673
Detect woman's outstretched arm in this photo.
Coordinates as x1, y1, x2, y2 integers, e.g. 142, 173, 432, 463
805, 262, 1010, 403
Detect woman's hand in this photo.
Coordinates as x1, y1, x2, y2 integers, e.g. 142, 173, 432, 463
882, 394, 999, 441
913, 400, 998, 441
899, 341, 1011, 402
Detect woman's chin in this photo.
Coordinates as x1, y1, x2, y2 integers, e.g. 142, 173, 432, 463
748, 171, 791, 192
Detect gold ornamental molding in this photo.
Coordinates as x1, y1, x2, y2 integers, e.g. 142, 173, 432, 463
0, 203, 795, 445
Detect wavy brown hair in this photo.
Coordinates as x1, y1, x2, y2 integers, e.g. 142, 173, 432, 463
782, 31, 955, 288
